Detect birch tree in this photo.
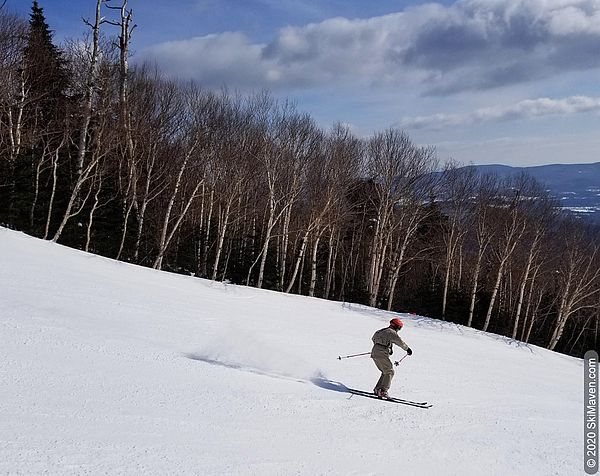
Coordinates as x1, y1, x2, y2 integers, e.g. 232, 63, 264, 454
364, 129, 436, 308
511, 183, 556, 339
152, 87, 215, 270
52, 1, 107, 242
482, 177, 529, 332
466, 175, 498, 327
384, 174, 438, 311
246, 102, 317, 288
439, 165, 476, 319
547, 225, 600, 350
210, 96, 256, 280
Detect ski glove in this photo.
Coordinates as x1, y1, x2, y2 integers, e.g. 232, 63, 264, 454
407, 347, 413, 356
388, 346, 393, 355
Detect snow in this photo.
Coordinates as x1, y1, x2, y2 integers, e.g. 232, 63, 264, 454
562, 206, 600, 214
0, 227, 583, 475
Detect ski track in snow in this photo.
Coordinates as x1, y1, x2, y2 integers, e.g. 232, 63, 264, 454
0, 228, 583, 475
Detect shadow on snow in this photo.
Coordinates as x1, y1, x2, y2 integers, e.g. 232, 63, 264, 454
185, 352, 351, 393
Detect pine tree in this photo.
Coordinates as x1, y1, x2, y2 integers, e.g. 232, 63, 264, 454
22, 0, 69, 126
6, 1, 70, 234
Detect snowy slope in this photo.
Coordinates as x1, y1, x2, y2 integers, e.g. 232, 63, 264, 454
0, 228, 582, 475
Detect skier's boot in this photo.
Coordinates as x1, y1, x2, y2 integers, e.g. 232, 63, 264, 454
377, 389, 389, 399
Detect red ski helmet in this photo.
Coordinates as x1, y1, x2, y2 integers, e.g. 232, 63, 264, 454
390, 318, 403, 329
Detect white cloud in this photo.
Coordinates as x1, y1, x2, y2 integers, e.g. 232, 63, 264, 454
142, 32, 269, 89
142, 0, 600, 93
398, 95, 600, 129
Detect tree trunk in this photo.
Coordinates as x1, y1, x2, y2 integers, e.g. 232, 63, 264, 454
308, 230, 323, 297
467, 247, 484, 327
76, 0, 102, 181
442, 228, 457, 319
285, 229, 309, 293
519, 266, 539, 342
324, 228, 336, 300
482, 262, 505, 332
30, 149, 45, 230
279, 205, 292, 290
153, 180, 202, 270
524, 291, 544, 343
153, 140, 201, 269
201, 188, 214, 276
43, 147, 59, 240
85, 179, 103, 252
512, 241, 538, 338
52, 156, 99, 242
133, 152, 157, 262
367, 208, 385, 307
212, 200, 232, 281
116, 199, 134, 260
548, 285, 571, 350
386, 233, 411, 311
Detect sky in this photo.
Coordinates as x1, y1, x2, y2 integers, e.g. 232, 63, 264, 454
7, 0, 600, 167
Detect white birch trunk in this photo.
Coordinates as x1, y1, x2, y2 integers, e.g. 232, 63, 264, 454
212, 200, 232, 281
308, 230, 323, 297
153, 180, 202, 270
467, 248, 484, 327
285, 229, 309, 293
512, 239, 538, 339
85, 180, 102, 252
43, 148, 59, 240
76, 0, 102, 180
153, 140, 200, 269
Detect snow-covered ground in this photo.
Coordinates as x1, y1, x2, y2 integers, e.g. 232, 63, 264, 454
0, 227, 583, 475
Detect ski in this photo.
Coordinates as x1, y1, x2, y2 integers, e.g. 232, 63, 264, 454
346, 388, 432, 408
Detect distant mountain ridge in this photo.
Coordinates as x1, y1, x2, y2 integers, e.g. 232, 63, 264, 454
463, 162, 600, 222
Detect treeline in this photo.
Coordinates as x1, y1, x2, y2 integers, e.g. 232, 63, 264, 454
1, 2, 598, 356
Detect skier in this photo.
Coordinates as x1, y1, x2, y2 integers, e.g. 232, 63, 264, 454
371, 318, 412, 399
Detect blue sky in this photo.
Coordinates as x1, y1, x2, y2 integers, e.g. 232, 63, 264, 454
8, 0, 600, 166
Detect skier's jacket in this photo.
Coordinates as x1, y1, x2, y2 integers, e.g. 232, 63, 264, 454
371, 327, 409, 358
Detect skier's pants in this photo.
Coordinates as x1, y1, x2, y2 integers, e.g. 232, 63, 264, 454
372, 355, 394, 391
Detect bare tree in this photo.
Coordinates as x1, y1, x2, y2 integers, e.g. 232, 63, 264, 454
51, 2, 109, 242
106, 0, 138, 260
246, 100, 315, 288
76, 0, 105, 180
438, 164, 476, 319
128, 71, 174, 261
364, 129, 436, 308
548, 225, 600, 350
466, 174, 498, 327
0, 10, 27, 160
152, 86, 215, 270
482, 177, 528, 332
210, 95, 256, 280
384, 180, 436, 311
511, 184, 556, 339
521, 264, 546, 343
285, 124, 358, 295
85, 163, 113, 252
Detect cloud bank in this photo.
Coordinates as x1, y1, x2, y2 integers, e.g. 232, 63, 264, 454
398, 95, 600, 129
142, 0, 600, 94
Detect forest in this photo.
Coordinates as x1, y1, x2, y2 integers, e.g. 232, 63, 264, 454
1, 1, 599, 356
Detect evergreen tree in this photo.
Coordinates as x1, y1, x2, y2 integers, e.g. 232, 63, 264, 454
6, 1, 71, 234
22, 0, 69, 127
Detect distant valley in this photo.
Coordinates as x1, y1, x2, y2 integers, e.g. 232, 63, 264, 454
465, 162, 600, 223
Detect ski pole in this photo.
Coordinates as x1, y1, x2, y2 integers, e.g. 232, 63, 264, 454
337, 352, 370, 360
394, 354, 409, 366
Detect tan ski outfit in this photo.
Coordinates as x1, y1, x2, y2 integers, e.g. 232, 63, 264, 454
371, 327, 409, 392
